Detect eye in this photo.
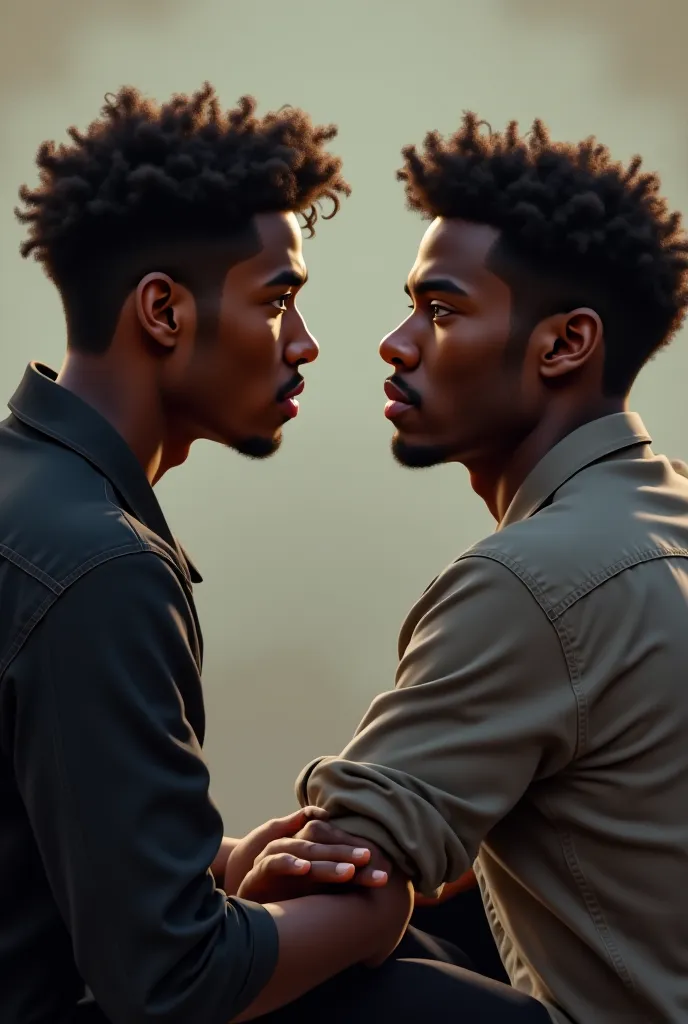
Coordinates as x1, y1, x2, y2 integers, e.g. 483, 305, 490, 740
429, 302, 452, 320
270, 292, 292, 312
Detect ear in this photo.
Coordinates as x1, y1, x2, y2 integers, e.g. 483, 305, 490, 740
534, 308, 604, 380
135, 272, 191, 352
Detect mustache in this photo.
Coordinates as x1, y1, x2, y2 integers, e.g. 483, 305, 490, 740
388, 374, 422, 407
275, 373, 304, 402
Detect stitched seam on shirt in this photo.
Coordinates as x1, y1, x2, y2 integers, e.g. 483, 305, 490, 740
547, 546, 688, 619
0, 548, 141, 679
58, 542, 150, 589
455, 549, 588, 757
559, 829, 638, 993
457, 548, 556, 614
102, 478, 192, 587
0, 547, 182, 681
459, 549, 638, 996
0, 590, 59, 680
0, 543, 62, 593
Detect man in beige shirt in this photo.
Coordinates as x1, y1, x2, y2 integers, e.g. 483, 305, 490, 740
296, 115, 688, 1022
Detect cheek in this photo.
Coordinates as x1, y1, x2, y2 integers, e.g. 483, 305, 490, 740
432, 325, 495, 389
193, 310, 279, 396
430, 322, 513, 414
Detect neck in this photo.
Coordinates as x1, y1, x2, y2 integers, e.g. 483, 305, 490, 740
56, 349, 175, 484
468, 395, 628, 522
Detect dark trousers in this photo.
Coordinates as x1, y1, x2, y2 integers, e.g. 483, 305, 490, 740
262, 925, 549, 1023
412, 883, 510, 983
78, 895, 546, 1022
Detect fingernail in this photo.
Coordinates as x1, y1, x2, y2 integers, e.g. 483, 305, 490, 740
372, 870, 388, 882
335, 862, 354, 875
353, 848, 369, 859
293, 859, 309, 869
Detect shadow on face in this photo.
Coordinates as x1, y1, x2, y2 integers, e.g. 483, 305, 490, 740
161, 211, 320, 460
379, 218, 535, 470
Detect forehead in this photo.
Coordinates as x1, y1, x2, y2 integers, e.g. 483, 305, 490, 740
224, 210, 306, 286
252, 211, 305, 270
410, 217, 501, 284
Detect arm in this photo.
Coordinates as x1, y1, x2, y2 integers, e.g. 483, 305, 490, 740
234, 876, 413, 1021
212, 836, 240, 886
296, 555, 579, 896
9, 552, 277, 1024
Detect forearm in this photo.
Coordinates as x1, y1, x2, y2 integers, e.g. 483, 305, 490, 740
232, 893, 376, 1021
211, 836, 240, 886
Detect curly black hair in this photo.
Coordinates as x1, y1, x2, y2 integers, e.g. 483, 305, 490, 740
398, 113, 688, 394
16, 83, 350, 353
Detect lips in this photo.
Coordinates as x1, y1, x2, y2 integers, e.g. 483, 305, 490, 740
384, 379, 415, 405
281, 379, 305, 401
276, 377, 305, 421
383, 377, 420, 422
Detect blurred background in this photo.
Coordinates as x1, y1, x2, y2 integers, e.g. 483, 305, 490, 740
1, 0, 686, 834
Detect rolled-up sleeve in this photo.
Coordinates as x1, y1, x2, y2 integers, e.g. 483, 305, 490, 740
9, 551, 277, 1024
297, 555, 578, 897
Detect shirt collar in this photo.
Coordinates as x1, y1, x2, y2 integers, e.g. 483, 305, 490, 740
8, 362, 202, 583
498, 411, 653, 532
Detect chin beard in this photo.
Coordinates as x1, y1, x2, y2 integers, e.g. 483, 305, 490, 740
233, 431, 283, 460
391, 434, 452, 468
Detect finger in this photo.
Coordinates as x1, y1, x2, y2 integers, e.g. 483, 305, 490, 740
242, 809, 312, 859
297, 821, 393, 872
302, 806, 329, 822
297, 820, 361, 845
306, 861, 357, 884
225, 810, 316, 892
297, 821, 385, 864
352, 864, 389, 887
260, 838, 372, 865
265, 808, 313, 838
259, 853, 313, 876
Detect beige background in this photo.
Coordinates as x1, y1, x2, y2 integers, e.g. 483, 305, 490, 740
1, 0, 686, 835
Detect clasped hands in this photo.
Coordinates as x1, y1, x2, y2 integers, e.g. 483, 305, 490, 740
224, 807, 392, 905
223, 808, 420, 968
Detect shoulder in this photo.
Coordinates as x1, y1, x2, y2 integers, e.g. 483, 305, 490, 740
0, 429, 179, 591
467, 451, 688, 617
399, 547, 557, 658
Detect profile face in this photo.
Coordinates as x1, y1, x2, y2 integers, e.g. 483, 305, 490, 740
380, 217, 528, 469
179, 211, 319, 459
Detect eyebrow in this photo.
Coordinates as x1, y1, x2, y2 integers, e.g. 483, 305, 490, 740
404, 278, 469, 298
265, 268, 308, 289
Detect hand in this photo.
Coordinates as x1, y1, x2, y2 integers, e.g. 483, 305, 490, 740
237, 831, 386, 904
238, 823, 412, 966
224, 807, 331, 895
293, 817, 394, 888
292, 820, 413, 967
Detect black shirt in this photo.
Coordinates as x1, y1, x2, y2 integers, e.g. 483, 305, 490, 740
0, 363, 277, 1024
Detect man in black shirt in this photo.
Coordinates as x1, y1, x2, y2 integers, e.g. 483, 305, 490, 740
0, 85, 520, 1024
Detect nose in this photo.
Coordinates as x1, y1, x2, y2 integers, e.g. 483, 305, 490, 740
285, 310, 319, 367
379, 320, 421, 371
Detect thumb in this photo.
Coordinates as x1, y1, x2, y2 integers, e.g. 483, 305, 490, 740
230, 807, 328, 888
263, 806, 328, 841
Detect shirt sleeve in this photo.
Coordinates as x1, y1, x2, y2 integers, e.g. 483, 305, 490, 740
296, 554, 579, 897
9, 551, 277, 1024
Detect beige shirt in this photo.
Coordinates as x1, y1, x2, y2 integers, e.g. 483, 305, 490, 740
297, 413, 688, 1024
